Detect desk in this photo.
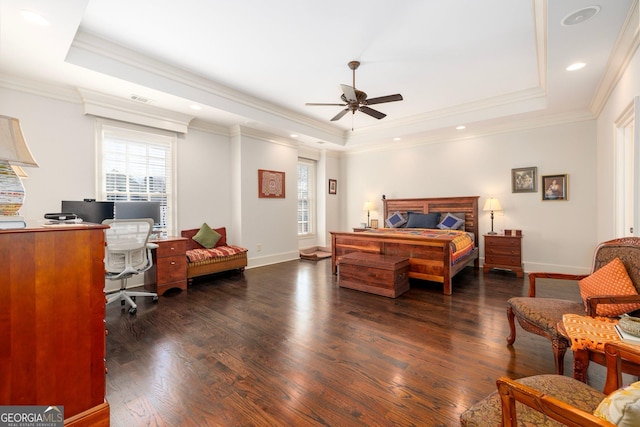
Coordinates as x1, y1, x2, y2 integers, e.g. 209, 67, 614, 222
560, 314, 640, 382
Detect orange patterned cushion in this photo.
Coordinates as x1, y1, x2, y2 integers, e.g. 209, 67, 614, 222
579, 257, 640, 317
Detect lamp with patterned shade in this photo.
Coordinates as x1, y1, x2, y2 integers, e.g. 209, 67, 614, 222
483, 197, 502, 235
0, 116, 39, 222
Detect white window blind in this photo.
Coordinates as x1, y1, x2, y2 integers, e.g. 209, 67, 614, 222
97, 122, 176, 235
297, 159, 315, 235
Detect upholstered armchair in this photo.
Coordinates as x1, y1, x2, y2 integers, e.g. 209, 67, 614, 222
460, 342, 640, 426
506, 237, 640, 375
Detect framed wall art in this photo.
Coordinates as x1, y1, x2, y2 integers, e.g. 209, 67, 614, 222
542, 174, 568, 201
328, 179, 337, 194
258, 169, 285, 198
511, 166, 537, 193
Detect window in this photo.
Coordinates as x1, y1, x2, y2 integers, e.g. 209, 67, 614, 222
97, 121, 176, 235
297, 159, 315, 235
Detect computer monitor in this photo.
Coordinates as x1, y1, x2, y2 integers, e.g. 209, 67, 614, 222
61, 201, 115, 224
114, 201, 162, 226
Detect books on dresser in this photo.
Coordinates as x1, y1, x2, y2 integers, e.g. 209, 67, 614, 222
0, 215, 26, 229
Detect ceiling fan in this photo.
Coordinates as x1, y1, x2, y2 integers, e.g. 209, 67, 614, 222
306, 60, 403, 124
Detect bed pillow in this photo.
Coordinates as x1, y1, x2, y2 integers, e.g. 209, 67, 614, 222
405, 212, 441, 229
450, 212, 466, 229
578, 257, 640, 317
386, 211, 407, 228
437, 212, 465, 230
192, 222, 221, 249
594, 381, 640, 426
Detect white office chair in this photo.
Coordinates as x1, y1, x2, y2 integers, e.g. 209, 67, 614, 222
103, 218, 159, 314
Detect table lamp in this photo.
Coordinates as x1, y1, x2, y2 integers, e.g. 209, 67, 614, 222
483, 197, 502, 235
0, 116, 39, 218
363, 201, 374, 228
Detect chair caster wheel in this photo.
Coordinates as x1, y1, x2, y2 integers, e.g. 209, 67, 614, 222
128, 307, 137, 315
153, 296, 159, 302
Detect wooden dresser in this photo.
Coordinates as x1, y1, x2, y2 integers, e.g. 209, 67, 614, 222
483, 234, 524, 277
0, 224, 110, 426
146, 236, 188, 295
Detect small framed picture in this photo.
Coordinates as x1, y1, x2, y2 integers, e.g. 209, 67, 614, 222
328, 179, 337, 195
542, 174, 568, 201
511, 167, 537, 193
370, 219, 379, 229
258, 169, 285, 198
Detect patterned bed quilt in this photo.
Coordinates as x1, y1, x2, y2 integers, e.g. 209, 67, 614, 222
361, 228, 475, 264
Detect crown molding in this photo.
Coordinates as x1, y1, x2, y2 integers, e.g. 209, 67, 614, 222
67, 31, 346, 145
77, 88, 194, 133
590, 0, 639, 116
0, 74, 81, 104
230, 125, 299, 149
188, 119, 232, 136
344, 110, 594, 155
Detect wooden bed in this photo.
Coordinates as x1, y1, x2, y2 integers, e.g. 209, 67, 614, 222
331, 196, 480, 295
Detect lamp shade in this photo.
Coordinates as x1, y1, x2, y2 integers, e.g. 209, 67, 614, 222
483, 198, 502, 212
0, 116, 38, 218
363, 201, 374, 211
0, 116, 39, 166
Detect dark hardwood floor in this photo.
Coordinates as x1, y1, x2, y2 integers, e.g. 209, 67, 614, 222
105, 259, 599, 426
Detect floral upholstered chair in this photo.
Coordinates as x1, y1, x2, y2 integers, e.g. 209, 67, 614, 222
460, 342, 640, 426
506, 237, 640, 375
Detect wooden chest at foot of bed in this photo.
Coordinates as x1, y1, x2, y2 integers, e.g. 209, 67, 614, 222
338, 252, 410, 298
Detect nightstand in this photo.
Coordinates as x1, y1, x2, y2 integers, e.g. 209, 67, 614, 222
145, 236, 188, 295
483, 234, 523, 277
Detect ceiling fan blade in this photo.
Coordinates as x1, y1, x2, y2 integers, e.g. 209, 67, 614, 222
330, 108, 350, 121
305, 102, 346, 106
340, 84, 358, 103
359, 106, 386, 120
364, 94, 403, 105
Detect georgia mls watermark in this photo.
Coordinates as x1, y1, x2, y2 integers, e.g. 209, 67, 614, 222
0, 406, 63, 427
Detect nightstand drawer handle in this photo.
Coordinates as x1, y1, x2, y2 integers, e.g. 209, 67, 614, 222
170, 261, 176, 265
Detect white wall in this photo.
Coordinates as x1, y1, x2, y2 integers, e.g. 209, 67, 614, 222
176, 126, 232, 231
238, 133, 300, 267
0, 88, 97, 219
342, 120, 598, 274
596, 37, 640, 241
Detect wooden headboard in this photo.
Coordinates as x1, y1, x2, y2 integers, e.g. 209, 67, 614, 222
382, 196, 480, 238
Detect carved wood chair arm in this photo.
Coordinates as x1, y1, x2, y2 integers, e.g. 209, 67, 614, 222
527, 272, 590, 298
603, 342, 640, 394
496, 377, 614, 427
585, 295, 640, 316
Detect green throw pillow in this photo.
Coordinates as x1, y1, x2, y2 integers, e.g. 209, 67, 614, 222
192, 223, 221, 249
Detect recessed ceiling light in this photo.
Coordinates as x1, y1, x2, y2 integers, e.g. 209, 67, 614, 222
290, 134, 299, 138
393, 137, 401, 141
561, 6, 600, 26
566, 62, 586, 71
190, 104, 202, 110
20, 10, 50, 26
456, 125, 466, 130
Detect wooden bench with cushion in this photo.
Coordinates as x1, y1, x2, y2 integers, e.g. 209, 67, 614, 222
181, 225, 248, 284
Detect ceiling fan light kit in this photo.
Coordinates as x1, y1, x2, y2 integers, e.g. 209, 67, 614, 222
306, 60, 403, 127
